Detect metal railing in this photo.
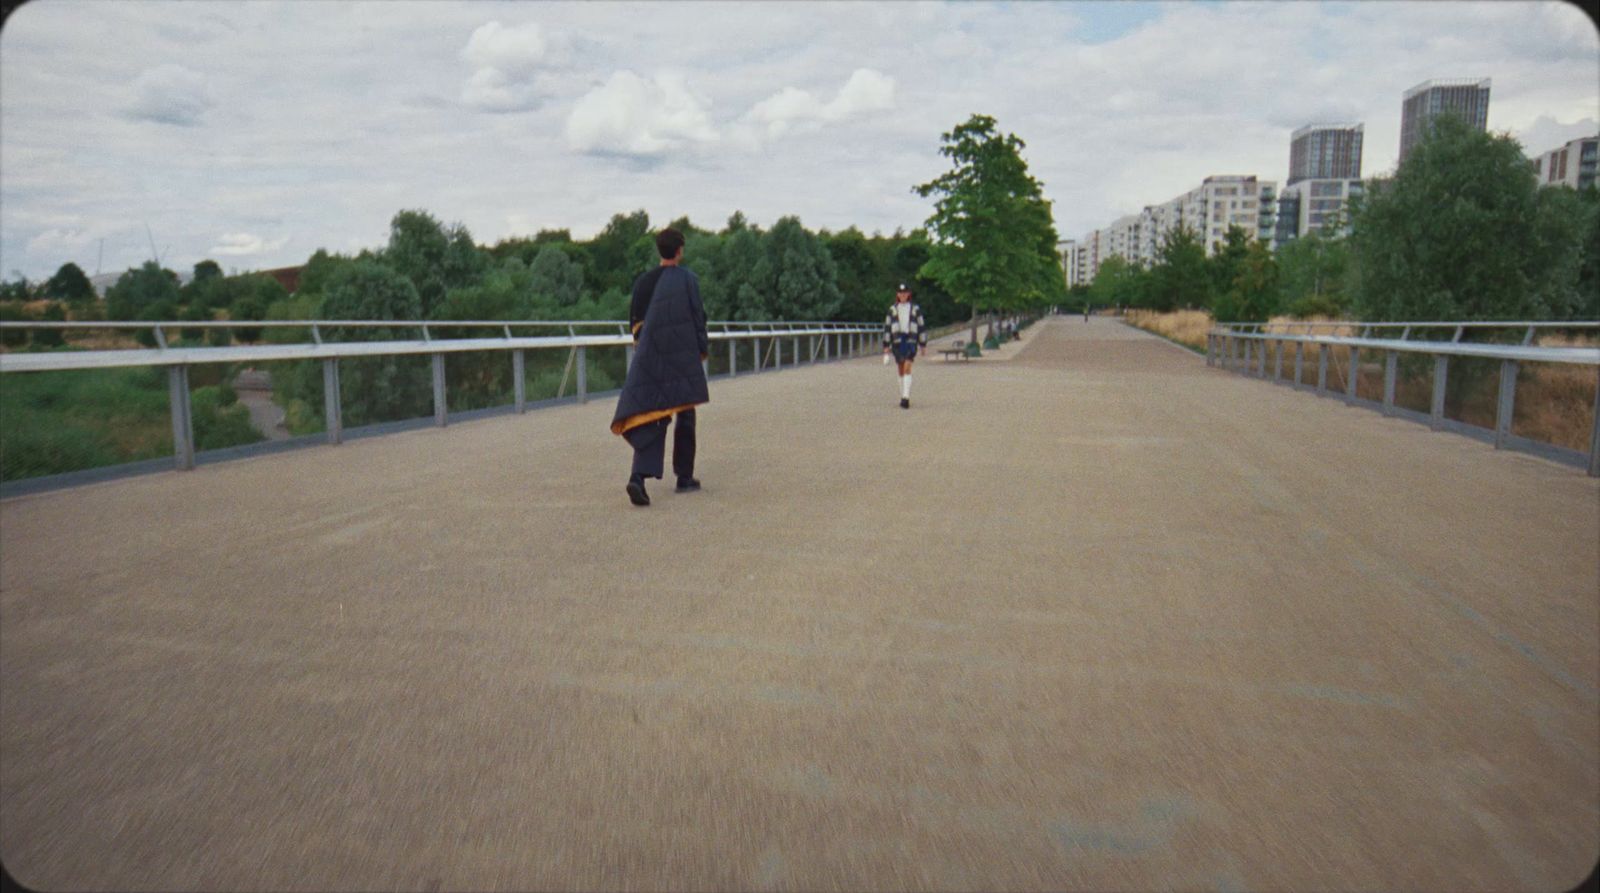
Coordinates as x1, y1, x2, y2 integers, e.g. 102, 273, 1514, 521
0, 318, 883, 474
1206, 320, 1600, 476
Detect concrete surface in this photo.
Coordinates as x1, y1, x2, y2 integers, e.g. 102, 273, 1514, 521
2, 316, 1596, 891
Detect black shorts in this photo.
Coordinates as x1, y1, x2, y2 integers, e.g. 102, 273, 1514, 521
892, 339, 919, 362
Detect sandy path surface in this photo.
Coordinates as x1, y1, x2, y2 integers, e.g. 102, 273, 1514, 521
3, 317, 1596, 891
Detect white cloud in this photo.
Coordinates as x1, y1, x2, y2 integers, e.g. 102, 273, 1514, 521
460, 20, 550, 112
565, 70, 719, 157
744, 68, 896, 139
209, 232, 289, 256
1514, 115, 1600, 155
125, 63, 214, 126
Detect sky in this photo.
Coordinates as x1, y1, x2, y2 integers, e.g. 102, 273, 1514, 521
1, 0, 1596, 283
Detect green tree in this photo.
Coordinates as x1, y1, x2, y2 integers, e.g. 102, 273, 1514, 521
1275, 229, 1352, 317
0, 277, 32, 302
1148, 225, 1210, 312
527, 245, 585, 307
382, 210, 485, 317
105, 262, 180, 321
1227, 240, 1279, 323
1090, 256, 1150, 311
42, 262, 95, 305
1207, 225, 1251, 309
1348, 114, 1590, 321
822, 227, 883, 321
315, 260, 432, 426
585, 210, 652, 295
743, 216, 844, 321
913, 114, 1066, 344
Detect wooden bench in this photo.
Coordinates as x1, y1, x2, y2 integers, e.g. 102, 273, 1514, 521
939, 340, 970, 361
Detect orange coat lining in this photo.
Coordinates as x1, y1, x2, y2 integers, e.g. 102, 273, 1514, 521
611, 402, 702, 436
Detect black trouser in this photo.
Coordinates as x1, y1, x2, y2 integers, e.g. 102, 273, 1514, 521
624, 409, 695, 481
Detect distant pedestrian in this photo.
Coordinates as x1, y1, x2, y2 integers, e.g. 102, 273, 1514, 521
882, 282, 927, 409
610, 228, 709, 507
1084, 303, 1090, 322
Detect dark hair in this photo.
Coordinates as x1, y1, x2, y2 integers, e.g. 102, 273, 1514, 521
655, 228, 685, 259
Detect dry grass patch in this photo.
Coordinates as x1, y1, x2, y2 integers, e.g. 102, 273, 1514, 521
1124, 309, 1213, 350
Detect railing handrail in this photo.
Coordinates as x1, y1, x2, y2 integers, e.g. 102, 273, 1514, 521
1204, 322, 1600, 476
1213, 332, 1599, 366
0, 318, 880, 331
1212, 320, 1600, 330
0, 322, 882, 375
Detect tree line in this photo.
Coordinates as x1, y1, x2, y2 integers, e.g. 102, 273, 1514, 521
1082, 114, 1600, 324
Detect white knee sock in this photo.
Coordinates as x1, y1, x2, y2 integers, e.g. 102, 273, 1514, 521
898, 375, 908, 399
903, 375, 912, 399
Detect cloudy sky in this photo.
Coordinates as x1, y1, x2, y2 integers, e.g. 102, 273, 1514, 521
1, 0, 1596, 282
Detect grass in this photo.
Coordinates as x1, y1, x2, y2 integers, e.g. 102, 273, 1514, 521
1124, 310, 1598, 456
1, 367, 173, 480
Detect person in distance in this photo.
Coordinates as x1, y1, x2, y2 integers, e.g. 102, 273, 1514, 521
609, 228, 710, 507
882, 282, 927, 409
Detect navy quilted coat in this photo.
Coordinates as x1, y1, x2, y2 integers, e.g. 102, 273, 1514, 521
610, 266, 710, 435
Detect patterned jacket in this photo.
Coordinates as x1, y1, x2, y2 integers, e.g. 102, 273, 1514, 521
882, 301, 927, 350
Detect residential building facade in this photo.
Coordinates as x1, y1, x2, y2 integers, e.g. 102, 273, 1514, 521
1071, 175, 1279, 282
1530, 135, 1599, 191
1399, 78, 1491, 166
1274, 178, 1364, 245
1289, 124, 1363, 184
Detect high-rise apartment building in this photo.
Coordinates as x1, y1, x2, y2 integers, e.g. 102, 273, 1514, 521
1289, 124, 1363, 184
1531, 135, 1599, 192
1399, 78, 1490, 166
1274, 179, 1364, 246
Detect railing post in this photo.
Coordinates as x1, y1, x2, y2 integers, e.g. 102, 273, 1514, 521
1243, 339, 1252, 375
167, 364, 195, 471
1272, 339, 1283, 383
775, 337, 783, 370
1206, 335, 1215, 366
1293, 342, 1304, 390
1588, 367, 1600, 477
322, 358, 343, 443
432, 353, 447, 426
1382, 351, 1398, 415
1494, 360, 1518, 449
1317, 344, 1328, 395
793, 336, 801, 365
729, 339, 737, 377
625, 343, 634, 372
513, 349, 526, 413
577, 345, 587, 403
1430, 355, 1448, 431
1346, 347, 1361, 403
754, 337, 762, 372
824, 333, 831, 361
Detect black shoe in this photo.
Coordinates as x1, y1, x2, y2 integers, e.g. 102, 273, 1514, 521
626, 479, 650, 506
900, 398, 910, 409
675, 477, 701, 493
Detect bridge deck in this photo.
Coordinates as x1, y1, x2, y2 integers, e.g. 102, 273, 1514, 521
3, 317, 1596, 891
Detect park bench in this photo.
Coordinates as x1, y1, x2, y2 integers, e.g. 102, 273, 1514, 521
940, 339, 971, 361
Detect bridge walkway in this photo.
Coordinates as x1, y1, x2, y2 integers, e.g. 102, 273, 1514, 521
2, 316, 1595, 891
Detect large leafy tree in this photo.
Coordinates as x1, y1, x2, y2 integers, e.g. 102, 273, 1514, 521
42, 262, 95, 305
382, 210, 486, 317
1148, 225, 1210, 312
745, 216, 844, 321
913, 114, 1065, 343
822, 226, 883, 321
1207, 225, 1251, 306
585, 210, 652, 295
1348, 113, 1590, 321
1274, 229, 1352, 318
105, 261, 180, 321
527, 245, 585, 307
315, 260, 432, 426
1089, 256, 1149, 311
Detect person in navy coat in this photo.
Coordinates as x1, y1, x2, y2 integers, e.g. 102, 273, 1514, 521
610, 228, 710, 506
